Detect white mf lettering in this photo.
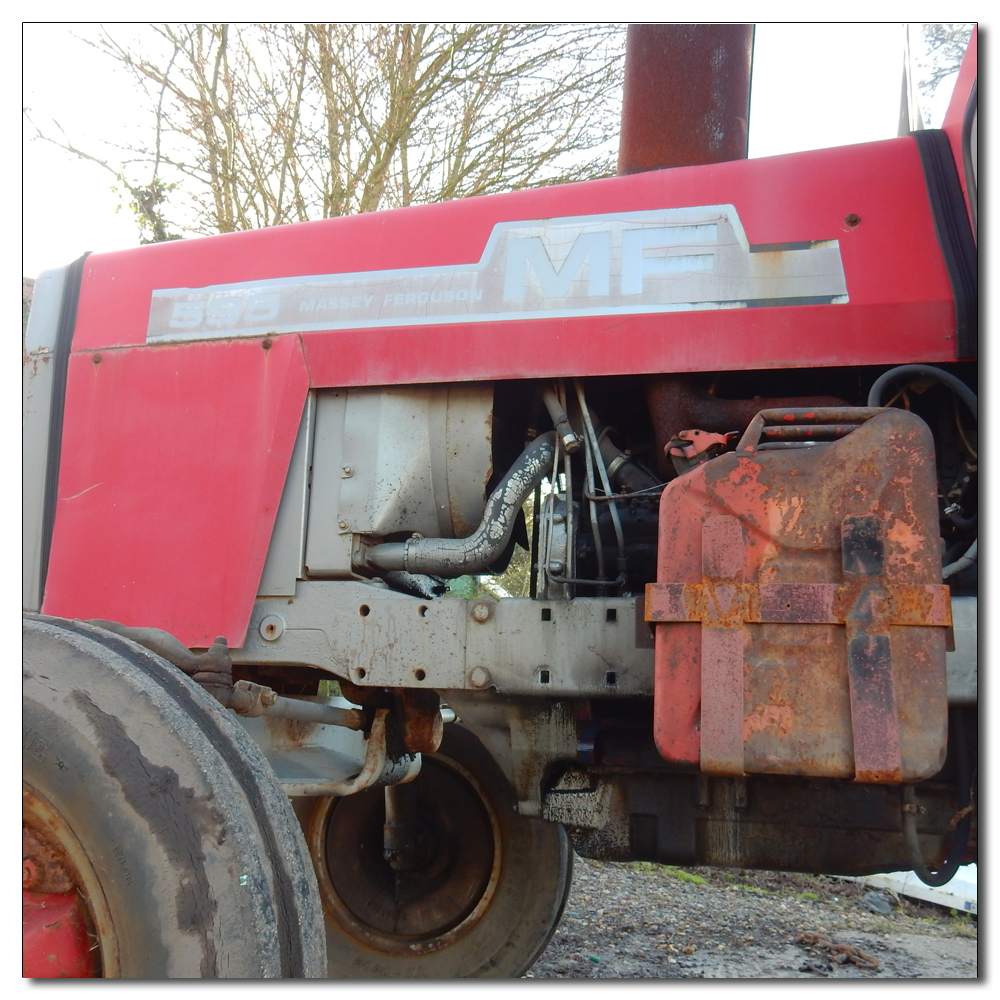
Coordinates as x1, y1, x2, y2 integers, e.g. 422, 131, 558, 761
503, 231, 611, 302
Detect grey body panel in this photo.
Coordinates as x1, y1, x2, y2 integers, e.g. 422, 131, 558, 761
22, 266, 69, 611
946, 595, 977, 704
259, 394, 316, 595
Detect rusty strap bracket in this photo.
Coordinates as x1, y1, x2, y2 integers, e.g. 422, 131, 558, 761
646, 515, 951, 781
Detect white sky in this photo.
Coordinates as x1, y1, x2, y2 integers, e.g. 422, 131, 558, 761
20, 22, 966, 280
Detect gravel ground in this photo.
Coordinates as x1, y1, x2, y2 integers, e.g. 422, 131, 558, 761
526, 857, 977, 979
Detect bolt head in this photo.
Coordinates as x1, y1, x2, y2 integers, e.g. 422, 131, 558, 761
259, 614, 285, 641
471, 602, 492, 623
469, 666, 491, 688
22, 860, 40, 889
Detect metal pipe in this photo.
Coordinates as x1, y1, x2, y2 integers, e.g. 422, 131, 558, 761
258, 697, 364, 729
542, 385, 581, 453
364, 431, 557, 576
618, 23, 754, 175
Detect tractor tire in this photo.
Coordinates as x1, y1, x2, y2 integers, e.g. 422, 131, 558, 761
308, 723, 573, 978
22, 614, 326, 978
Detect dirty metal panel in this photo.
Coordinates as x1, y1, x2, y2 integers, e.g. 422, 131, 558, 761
232, 699, 368, 796
946, 595, 977, 703
231, 583, 654, 697
336, 384, 493, 539
651, 408, 948, 782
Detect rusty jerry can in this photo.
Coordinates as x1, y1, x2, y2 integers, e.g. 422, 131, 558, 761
647, 407, 950, 783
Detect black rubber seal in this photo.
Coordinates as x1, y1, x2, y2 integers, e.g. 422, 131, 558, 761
26, 613, 308, 978
962, 79, 978, 237
912, 130, 978, 359
38, 253, 90, 600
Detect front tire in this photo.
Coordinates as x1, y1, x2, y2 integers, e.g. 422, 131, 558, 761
22, 615, 326, 978
309, 724, 572, 977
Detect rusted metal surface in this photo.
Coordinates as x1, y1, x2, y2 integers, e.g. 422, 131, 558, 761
736, 407, 885, 453
308, 753, 502, 955
650, 407, 949, 782
22, 789, 107, 979
646, 376, 848, 476
647, 581, 951, 628
699, 516, 747, 775
668, 429, 737, 462
841, 515, 902, 783
617, 24, 754, 175
400, 688, 444, 754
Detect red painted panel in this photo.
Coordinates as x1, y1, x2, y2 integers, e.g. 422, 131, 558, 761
42, 335, 309, 647
22, 891, 97, 978
70, 136, 957, 382
298, 300, 954, 387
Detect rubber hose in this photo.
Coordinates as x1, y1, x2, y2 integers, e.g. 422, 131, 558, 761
942, 538, 978, 580
902, 712, 973, 887
867, 363, 977, 420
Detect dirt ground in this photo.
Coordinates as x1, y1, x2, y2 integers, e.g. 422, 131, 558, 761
526, 857, 978, 979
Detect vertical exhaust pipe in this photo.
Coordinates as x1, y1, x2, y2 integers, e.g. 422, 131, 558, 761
618, 23, 754, 175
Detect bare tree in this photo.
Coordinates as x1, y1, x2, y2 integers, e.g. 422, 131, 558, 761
919, 22, 974, 93
30, 23, 625, 239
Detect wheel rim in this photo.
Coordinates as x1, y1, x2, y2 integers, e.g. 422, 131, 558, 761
22, 785, 120, 978
309, 753, 503, 956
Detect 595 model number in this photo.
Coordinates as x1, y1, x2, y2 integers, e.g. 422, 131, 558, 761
169, 293, 280, 329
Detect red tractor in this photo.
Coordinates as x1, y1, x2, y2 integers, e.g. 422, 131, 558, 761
23, 24, 976, 978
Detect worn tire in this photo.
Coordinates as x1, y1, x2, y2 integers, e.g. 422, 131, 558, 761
309, 724, 572, 978
22, 615, 326, 978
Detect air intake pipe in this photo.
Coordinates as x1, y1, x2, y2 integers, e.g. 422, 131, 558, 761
363, 431, 557, 577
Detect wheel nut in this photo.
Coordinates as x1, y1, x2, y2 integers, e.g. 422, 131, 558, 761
23, 859, 40, 889
469, 666, 491, 688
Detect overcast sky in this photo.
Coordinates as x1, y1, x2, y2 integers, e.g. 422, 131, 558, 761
21, 22, 964, 279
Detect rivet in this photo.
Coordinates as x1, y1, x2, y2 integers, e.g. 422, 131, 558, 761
471, 602, 493, 623
844, 213, 861, 227
262, 337, 273, 350
92, 353, 102, 365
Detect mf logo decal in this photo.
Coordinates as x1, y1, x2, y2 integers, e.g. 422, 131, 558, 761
146, 205, 848, 343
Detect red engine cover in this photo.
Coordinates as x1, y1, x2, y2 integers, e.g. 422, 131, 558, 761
45, 134, 963, 645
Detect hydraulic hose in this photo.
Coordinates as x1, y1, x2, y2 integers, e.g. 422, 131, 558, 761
942, 538, 978, 580
364, 431, 557, 577
902, 712, 974, 887
867, 363, 978, 419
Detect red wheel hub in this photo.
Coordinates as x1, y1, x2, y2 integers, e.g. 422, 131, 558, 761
22, 826, 98, 978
